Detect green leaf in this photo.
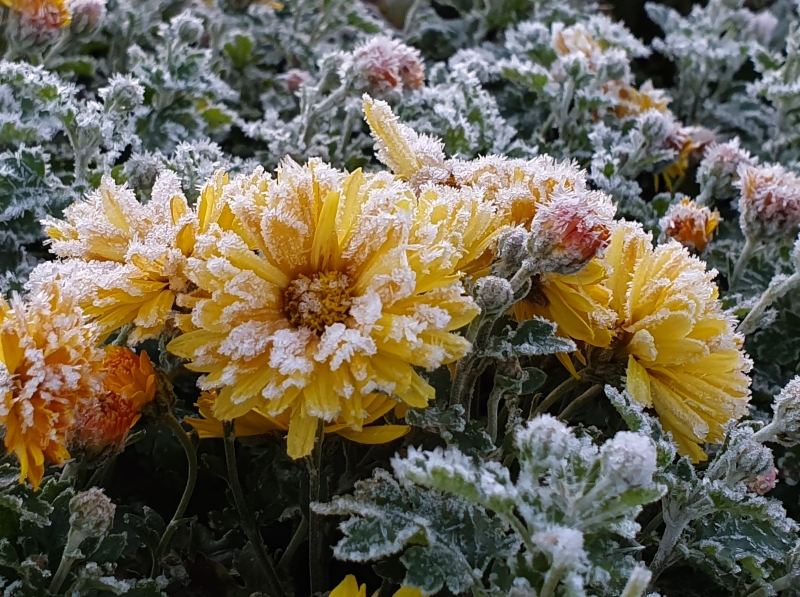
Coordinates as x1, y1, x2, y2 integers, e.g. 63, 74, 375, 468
224, 35, 254, 70
480, 318, 576, 360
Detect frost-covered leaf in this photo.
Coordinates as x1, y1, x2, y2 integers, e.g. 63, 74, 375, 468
480, 317, 576, 360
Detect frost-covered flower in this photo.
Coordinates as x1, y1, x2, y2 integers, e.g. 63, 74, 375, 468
349, 36, 425, 98
168, 160, 479, 458
606, 80, 670, 119
43, 171, 233, 344
531, 525, 588, 570
660, 125, 715, 193
658, 198, 719, 253
363, 96, 616, 368
71, 347, 156, 458
330, 575, 422, 597
515, 415, 580, 470
0, 280, 101, 489
186, 390, 410, 445
737, 163, 800, 240
604, 222, 752, 461
696, 138, 757, 200
2, 0, 72, 30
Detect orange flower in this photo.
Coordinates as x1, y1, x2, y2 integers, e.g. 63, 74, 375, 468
2, 0, 72, 29
658, 198, 719, 253
70, 347, 157, 457
102, 346, 157, 410
0, 281, 101, 490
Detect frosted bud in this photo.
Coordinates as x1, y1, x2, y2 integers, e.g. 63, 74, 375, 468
696, 138, 757, 199
734, 440, 774, 480
748, 11, 779, 45
531, 525, 586, 569
68, 0, 106, 36
5, 8, 66, 50
172, 12, 204, 45
527, 193, 615, 275
495, 226, 531, 276
637, 109, 671, 145
772, 376, 800, 444
100, 74, 145, 113
474, 276, 513, 314
516, 415, 579, 467
737, 164, 800, 240
67, 488, 115, 553
278, 69, 312, 94
658, 198, 719, 253
599, 431, 657, 489
350, 36, 425, 97
746, 467, 779, 495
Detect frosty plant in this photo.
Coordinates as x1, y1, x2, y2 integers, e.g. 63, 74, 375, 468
3, 0, 800, 596
317, 414, 664, 596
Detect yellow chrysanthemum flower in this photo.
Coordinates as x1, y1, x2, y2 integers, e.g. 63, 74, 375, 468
603, 222, 752, 461
1, 0, 72, 29
362, 95, 615, 368
167, 159, 479, 458
331, 575, 423, 597
187, 390, 410, 445
43, 171, 234, 344
0, 280, 101, 490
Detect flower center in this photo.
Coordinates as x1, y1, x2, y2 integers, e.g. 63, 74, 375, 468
283, 271, 353, 333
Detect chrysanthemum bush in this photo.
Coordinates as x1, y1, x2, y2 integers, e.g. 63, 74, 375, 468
3, 0, 800, 596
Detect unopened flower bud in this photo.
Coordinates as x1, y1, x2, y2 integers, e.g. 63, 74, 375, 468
696, 138, 757, 200
516, 415, 579, 467
599, 431, 657, 489
350, 36, 425, 97
5, 1, 71, 51
67, 488, 115, 555
68, 0, 105, 37
99, 74, 145, 113
737, 164, 800, 240
494, 227, 530, 276
473, 276, 513, 314
172, 12, 204, 45
658, 198, 719, 252
746, 467, 779, 495
772, 376, 800, 444
278, 69, 312, 94
527, 193, 615, 275
531, 525, 586, 569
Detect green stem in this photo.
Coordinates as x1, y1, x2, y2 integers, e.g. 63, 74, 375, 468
277, 516, 309, 572
306, 420, 327, 595
49, 554, 77, 594
558, 384, 603, 421
639, 511, 664, 540
486, 385, 505, 445
152, 412, 198, 574
532, 376, 582, 418
730, 237, 756, 290
223, 421, 286, 597
649, 506, 692, 583
539, 565, 565, 597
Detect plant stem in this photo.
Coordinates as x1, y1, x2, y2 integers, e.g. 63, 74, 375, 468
223, 421, 286, 597
49, 554, 77, 594
730, 236, 756, 289
738, 272, 800, 336
539, 565, 565, 597
639, 511, 664, 540
532, 376, 582, 418
486, 385, 505, 445
558, 384, 603, 421
648, 505, 691, 584
152, 412, 198, 575
306, 420, 327, 595
277, 516, 309, 572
